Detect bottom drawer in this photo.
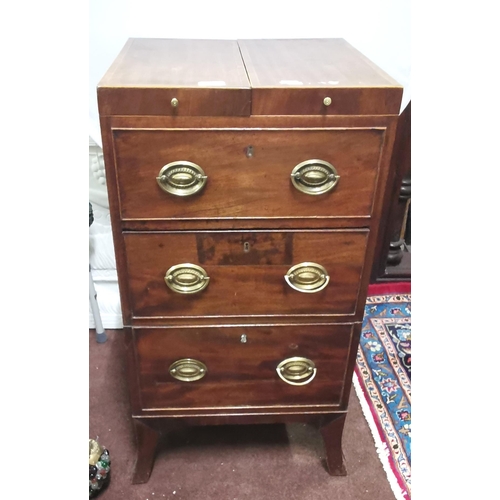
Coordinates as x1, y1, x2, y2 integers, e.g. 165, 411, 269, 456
134, 324, 355, 411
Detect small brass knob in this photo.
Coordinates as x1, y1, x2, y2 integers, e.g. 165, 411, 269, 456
323, 97, 332, 106
171, 97, 179, 108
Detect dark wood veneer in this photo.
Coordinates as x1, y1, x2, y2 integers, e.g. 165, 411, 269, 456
112, 127, 385, 221
135, 324, 353, 410
123, 230, 368, 318
99, 38, 403, 483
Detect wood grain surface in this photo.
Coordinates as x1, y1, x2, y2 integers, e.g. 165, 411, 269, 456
97, 38, 404, 483
123, 230, 368, 318
112, 128, 385, 221
134, 324, 353, 410
98, 39, 251, 116
238, 39, 401, 88
238, 39, 402, 115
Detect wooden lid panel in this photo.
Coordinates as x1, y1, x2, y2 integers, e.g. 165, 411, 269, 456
238, 38, 400, 88
97, 38, 402, 116
238, 38, 402, 116
98, 39, 251, 117
99, 38, 250, 88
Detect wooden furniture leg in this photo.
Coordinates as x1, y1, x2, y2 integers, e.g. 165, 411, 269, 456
320, 414, 347, 476
132, 419, 161, 484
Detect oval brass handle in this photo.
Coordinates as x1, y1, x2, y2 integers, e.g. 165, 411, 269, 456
169, 358, 207, 382
156, 161, 207, 197
277, 357, 317, 386
164, 263, 210, 294
290, 159, 339, 195
285, 262, 329, 293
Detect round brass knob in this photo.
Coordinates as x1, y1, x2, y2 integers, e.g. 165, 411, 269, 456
171, 97, 179, 108
323, 96, 332, 106
164, 263, 210, 294
285, 262, 330, 293
277, 357, 317, 386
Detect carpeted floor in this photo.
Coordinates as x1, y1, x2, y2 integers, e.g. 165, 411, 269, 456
90, 329, 396, 500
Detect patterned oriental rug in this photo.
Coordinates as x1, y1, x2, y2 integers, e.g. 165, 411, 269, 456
353, 282, 411, 500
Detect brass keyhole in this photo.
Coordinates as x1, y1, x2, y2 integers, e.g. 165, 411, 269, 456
243, 242, 250, 252
245, 145, 254, 158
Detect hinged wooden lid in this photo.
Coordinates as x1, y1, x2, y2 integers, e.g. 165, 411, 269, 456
97, 38, 251, 117
238, 39, 403, 116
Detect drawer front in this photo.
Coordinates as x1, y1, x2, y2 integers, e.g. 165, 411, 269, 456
124, 230, 368, 318
112, 128, 384, 221
135, 324, 353, 410
98, 87, 251, 117
251, 88, 403, 116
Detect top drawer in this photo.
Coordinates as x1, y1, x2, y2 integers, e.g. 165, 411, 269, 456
112, 127, 385, 222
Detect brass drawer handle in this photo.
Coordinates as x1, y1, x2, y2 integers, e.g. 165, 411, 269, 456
277, 357, 317, 386
169, 358, 207, 382
285, 262, 329, 293
290, 159, 339, 195
156, 161, 207, 196
164, 263, 210, 294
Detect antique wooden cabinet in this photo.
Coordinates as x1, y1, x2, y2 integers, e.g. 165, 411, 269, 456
98, 38, 402, 483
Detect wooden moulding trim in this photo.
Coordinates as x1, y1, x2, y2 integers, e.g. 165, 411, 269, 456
126, 315, 366, 328
120, 218, 373, 232
120, 216, 372, 221
122, 227, 370, 234
130, 313, 361, 321
104, 115, 397, 124
130, 321, 359, 329
135, 407, 348, 416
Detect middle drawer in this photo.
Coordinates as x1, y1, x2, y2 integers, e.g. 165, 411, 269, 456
124, 230, 368, 319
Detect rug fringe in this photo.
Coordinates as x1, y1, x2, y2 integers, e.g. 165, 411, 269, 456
352, 370, 410, 500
